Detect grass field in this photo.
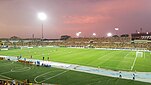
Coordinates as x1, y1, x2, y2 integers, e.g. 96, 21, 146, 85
0, 47, 151, 72
0, 60, 150, 85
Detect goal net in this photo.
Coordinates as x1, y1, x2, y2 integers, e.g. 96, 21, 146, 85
136, 51, 143, 57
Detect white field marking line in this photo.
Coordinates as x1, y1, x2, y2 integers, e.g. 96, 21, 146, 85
130, 54, 138, 70
0, 74, 12, 79
40, 70, 69, 83
34, 70, 64, 83
11, 67, 31, 72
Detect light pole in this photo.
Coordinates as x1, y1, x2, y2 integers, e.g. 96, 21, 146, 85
42, 23, 43, 40
37, 12, 47, 43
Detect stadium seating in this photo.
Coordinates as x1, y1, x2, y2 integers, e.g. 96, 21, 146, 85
0, 79, 38, 85
1, 37, 151, 50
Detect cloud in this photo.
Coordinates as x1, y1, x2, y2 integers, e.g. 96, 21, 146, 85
94, 0, 150, 15
63, 15, 110, 24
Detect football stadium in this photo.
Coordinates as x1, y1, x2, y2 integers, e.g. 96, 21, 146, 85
0, 34, 151, 85
0, 0, 151, 85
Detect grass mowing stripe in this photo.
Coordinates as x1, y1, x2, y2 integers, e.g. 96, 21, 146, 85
99, 50, 122, 67
88, 50, 115, 65
116, 51, 132, 70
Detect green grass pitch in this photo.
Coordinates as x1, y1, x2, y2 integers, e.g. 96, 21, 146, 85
0, 47, 151, 72
0, 60, 150, 85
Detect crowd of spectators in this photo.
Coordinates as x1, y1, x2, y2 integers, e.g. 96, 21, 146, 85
59, 37, 151, 50
0, 79, 34, 85
1, 37, 151, 50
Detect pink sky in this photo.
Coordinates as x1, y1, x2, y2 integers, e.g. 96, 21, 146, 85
0, 0, 151, 38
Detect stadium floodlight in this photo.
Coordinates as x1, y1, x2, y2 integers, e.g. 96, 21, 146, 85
115, 28, 119, 31
115, 27, 119, 35
107, 33, 112, 37
78, 32, 81, 34
146, 32, 149, 34
37, 12, 47, 45
92, 33, 96, 36
38, 12, 47, 21
76, 33, 79, 37
76, 32, 81, 37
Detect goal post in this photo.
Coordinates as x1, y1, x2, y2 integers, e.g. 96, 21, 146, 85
136, 51, 143, 57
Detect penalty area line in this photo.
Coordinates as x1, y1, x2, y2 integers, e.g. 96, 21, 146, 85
130, 55, 138, 71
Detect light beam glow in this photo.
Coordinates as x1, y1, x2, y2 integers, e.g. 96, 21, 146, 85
115, 28, 119, 31
93, 33, 96, 36
38, 12, 47, 21
107, 33, 112, 37
76, 32, 81, 37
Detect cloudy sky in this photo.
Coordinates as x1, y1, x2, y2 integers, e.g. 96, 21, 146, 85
0, 0, 151, 38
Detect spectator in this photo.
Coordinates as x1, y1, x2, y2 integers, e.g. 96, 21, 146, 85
11, 79, 15, 85
119, 71, 122, 78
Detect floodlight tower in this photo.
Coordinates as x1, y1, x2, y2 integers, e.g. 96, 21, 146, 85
37, 12, 47, 42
